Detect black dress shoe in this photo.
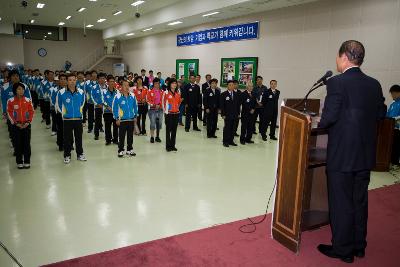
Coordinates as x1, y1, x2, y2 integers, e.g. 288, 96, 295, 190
105, 142, 111, 146
246, 140, 254, 144
212, 135, 218, 138
94, 136, 99, 140
185, 129, 190, 132
150, 137, 155, 143
270, 136, 278, 140
223, 143, 229, 147
353, 249, 365, 258
262, 136, 268, 141
172, 147, 178, 151
193, 128, 201, 131
216, 127, 219, 130
155, 137, 161, 143
166, 147, 172, 152
317, 244, 354, 263
234, 133, 239, 137
240, 141, 246, 145
229, 142, 238, 146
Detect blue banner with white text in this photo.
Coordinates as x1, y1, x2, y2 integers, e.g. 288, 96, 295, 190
177, 22, 259, 47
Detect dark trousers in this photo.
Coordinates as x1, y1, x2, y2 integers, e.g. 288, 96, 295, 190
56, 113, 63, 149
165, 113, 179, 149
223, 118, 235, 144
94, 107, 103, 137
31, 90, 38, 109
261, 112, 277, 138
51, 109, 57, 132
7, 119, 15, 148
39, 99, 45, 120
63, 120, 83, 158
118, 121, 134, 152
240, 114, 255, 142
137, 105, 148, 134
254, 108, 264, 132
327, 170, 370, 256
82, 101, 87, 123
104, 112, 118, 143
185, 106, 198, 130
206, 109, 218, 137
234, 118, 239, 135
87, 103, 95, 131
43, 101, 51, 126
391, 129, 400, 165
13, 124, 31, 164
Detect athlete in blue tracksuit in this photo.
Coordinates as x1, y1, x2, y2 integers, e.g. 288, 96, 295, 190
102, 75, 118, 145
56, 74, 87, 164
112, 80, 138, 157
91, 73, 106, 140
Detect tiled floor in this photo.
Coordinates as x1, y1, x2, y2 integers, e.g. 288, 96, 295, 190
0, 116, 396, 267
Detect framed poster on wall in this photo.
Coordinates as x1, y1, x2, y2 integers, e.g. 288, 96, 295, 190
176, 59, 199, 82
220, 57, 258, 89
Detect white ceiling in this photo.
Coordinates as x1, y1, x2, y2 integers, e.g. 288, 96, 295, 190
0, 0, 319, 39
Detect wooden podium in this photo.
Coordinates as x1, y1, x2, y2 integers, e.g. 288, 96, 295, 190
271, 105, 329, 253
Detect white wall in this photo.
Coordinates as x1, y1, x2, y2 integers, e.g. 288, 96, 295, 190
0, 34, 24, 67
23, 28, 103, 71
122, 0, 400, 104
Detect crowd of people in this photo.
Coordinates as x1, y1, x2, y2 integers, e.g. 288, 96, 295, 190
2, 65, 397, 170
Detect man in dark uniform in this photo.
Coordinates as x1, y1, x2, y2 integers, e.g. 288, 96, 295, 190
317, 40, 386, 263
202, 74, 212, 126
203, 78, 220, 138
233, 80, 241, 137
220, 80, 239, 147
253, 76, 268, 134
260, 80, 280, 141
141, 69, 150, 87
240, 81, 256, 144
196, 74, 203, 122
183, 75, 201, 132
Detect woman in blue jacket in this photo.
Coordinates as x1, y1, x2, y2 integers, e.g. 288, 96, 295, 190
112, 80, 138, 158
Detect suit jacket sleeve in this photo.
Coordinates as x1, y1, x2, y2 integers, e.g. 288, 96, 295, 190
319, 78, 343, 129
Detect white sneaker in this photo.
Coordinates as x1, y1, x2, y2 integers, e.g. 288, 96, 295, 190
17, 164, 24, 169
51, 131, 57, 136
126, 150, 136, 157
77, 154, 87, 161
64, 156, 71, 164
118, 151, 125, 158
46, 125, 51, 129
23, 163, 30, 169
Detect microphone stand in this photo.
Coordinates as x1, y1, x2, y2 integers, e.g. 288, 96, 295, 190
291, 80, 327, 116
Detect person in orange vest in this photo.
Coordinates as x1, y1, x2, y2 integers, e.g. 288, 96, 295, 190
133, 76, 148, 135
146, 77, 164, 143
162, 78, 181, 152
7, 82, 35, 169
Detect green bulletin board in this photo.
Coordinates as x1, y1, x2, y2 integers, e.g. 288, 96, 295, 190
176, 59, 199, 82
220, 57, 258, 89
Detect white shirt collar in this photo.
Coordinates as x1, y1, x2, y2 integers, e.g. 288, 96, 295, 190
343, 66, 359, 73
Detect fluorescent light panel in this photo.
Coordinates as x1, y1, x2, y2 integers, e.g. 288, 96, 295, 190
37, 3, 45, 8
58, 22, 65, 25
97, 18, 106, 23
48, 32, 52, 35
142, 27, 152, 32
30, 19, 35, 23
113, 11, 122, 15
77, 7, 86, 12
131, 1, 145, 7
126, 33, 135, 36
86, 24, 94, 28
66, 16, 71, 20
168, 21, 182, 26
202, 11, 220, 17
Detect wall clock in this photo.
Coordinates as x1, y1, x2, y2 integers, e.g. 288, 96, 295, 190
38, 48, 47, 57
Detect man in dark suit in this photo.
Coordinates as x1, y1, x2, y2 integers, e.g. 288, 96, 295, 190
317, 40, 386, 263
240, 81, 256, 144
260, 80, 280, 141
201, 74, 212, 126
183, 75, 201, 132
253, 76, 268, 134
220, 80, 240, 147
203, 78, 220, 138
140, 69, 150, 87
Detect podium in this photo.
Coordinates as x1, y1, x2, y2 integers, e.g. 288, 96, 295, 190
271, 105, 329, 253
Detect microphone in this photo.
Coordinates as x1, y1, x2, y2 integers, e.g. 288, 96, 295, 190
314, 70, 333, 85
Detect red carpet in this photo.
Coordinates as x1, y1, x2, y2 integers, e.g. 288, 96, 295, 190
42, 184, 400, 267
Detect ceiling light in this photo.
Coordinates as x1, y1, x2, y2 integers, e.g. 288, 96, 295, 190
126, 33, 135, 36
44, 35, 47, 38
48, 32, 52, 35
113, 11, 122, 16
89, 0, 97, 1
58, 22, 65, 25
77, 7, 86, 12
0, 17, 2, 21
131, 1, 145, 7
168, 21, 182, 26
6, 62, 12, 66
86, 24, 94, 28
97, 18, 106, 23
66, 16, 71, 20
142, 28, 152, 32
37, 3, 45, 8
30, 19, 35, 23
25, 30, 29, 33
202, 11, 220, 17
